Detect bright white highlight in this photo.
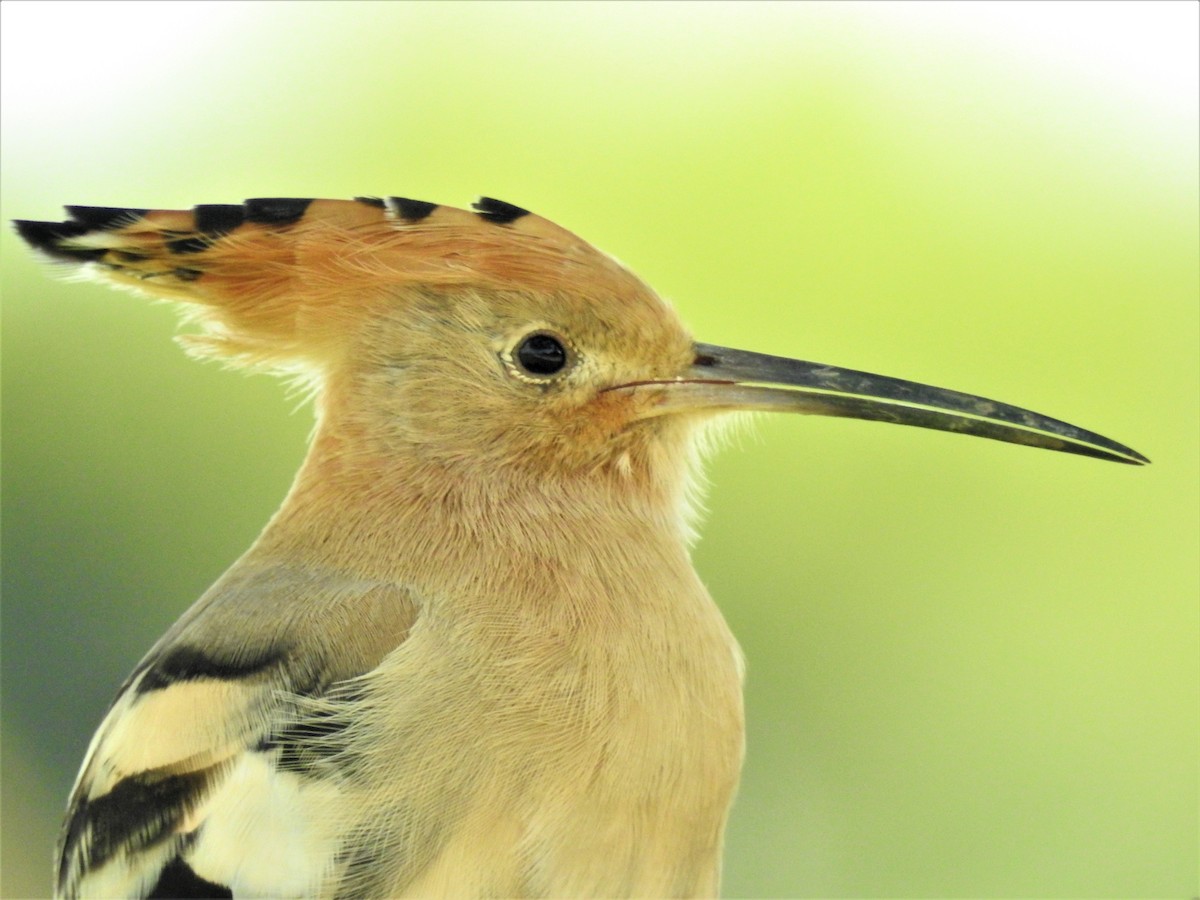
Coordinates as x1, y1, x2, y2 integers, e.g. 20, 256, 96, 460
858, 0, 1198, 119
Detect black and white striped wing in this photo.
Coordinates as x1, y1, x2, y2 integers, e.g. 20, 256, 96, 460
56, 567, 418, 899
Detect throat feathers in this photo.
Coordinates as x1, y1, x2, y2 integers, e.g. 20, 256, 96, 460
14, 195, 1147, 899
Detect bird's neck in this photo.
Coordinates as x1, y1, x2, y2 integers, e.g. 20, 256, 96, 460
243, 421, 701, 585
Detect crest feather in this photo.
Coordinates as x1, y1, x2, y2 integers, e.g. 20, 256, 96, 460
15, 196, 653, 372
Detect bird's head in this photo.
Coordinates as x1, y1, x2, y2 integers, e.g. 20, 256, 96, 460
327, 243, 702, 485
15, 195, 1146, 512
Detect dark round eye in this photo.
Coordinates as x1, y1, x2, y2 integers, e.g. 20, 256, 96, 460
515, 332, 568, 376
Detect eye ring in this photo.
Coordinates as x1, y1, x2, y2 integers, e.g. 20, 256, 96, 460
509, 330, 573, 381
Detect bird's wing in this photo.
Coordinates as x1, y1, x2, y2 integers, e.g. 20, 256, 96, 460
56, 562, 418, 899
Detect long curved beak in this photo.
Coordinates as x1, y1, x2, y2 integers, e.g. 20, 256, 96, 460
641, 343, 1148, 465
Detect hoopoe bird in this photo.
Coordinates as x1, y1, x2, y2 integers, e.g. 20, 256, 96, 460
15, 195, 1146, 899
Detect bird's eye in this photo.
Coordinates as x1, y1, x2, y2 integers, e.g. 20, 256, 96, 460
514, 332, 569, 377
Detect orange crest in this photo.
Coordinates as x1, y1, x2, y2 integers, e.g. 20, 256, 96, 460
15, 197, 655, 370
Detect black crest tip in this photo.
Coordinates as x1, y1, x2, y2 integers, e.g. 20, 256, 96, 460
243, 197, 313, 225
386, 197, 438, 221
472, 197, 530, 224
14, 218, 85, 247
13, 219, 107, 261
353, 196, 386, 209
193, 204, 246, 236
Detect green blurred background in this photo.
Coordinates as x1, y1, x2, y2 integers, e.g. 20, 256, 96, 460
2, 2, 1196, 897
